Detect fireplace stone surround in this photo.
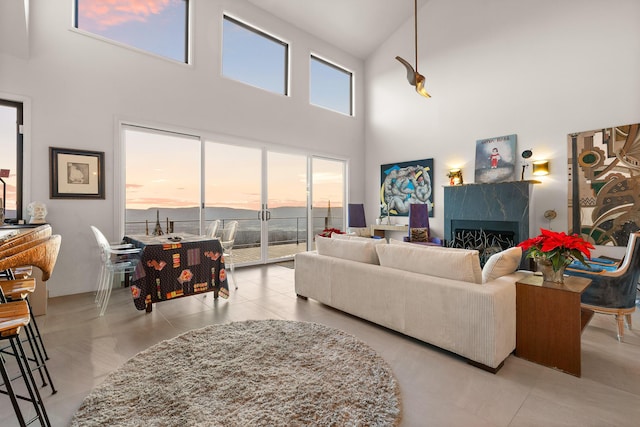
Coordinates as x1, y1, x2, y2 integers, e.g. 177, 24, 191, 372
444, 181, 536, 267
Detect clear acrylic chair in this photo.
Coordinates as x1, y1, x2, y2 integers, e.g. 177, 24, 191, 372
90, 226, 141, 316
221, 221, 238, 289
205, 220, 221, 239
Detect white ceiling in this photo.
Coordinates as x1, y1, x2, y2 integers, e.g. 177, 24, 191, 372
247, 0, 428, 59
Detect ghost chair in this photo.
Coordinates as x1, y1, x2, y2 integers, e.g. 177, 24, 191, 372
403, 203, 442, 246
565, 231, 640, 341
205, 220, 221, 239
221, 221, 238, 289
90, 226, 141, 316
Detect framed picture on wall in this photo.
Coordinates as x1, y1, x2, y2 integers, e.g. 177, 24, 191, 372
49, 147, 105, 199
380, 158, 434, 217
474, 134, 517, 184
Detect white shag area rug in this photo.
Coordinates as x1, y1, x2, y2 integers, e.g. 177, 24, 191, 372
71, 319, 402, 426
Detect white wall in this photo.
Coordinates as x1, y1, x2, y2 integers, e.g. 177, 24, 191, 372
0, 0, 365, 296
365, 0, 640, 254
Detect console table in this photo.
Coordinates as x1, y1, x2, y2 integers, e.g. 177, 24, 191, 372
370, 224, 408, 238
515, 274, 593, 377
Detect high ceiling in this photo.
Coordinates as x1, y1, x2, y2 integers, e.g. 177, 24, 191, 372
247, 0, 428, 59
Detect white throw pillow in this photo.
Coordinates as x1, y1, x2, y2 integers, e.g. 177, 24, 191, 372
315, 235, 384, 265
375, 243, 483, 284
482, 246, 523, 283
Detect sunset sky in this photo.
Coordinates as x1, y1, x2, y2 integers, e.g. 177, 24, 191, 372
124, 127, 344, 212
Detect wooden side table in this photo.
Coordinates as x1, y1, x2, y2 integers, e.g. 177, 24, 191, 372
515, 274, 593, 377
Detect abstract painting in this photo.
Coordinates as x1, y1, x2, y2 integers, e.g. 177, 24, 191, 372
568, 123, 640, 246
474, 134, 517, 184
380, 158, 434, 217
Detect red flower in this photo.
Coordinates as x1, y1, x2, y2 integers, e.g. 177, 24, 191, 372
518, 228, 594, 271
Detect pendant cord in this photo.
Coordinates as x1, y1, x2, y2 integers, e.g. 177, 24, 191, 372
414, 0, 418, 72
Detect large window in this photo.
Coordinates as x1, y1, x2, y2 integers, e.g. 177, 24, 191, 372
74, 0, 189, 63
222, 15, 289, 95
310, 55, 353, 116
0, 100, 23, 223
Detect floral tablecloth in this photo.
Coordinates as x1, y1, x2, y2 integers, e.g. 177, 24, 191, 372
124, 233, 229, 312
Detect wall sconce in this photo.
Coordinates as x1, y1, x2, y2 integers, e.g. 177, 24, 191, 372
532, 160, 549, 176
447, 168, 464, 185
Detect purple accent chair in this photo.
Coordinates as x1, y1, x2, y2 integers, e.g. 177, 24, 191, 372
348, 204, 367, 228
403, 203, 442, 246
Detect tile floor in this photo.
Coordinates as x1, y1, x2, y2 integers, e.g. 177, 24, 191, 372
2, 264, 640, 426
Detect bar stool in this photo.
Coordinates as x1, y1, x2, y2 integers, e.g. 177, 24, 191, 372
0, 300, 51, 426
1, 278, 56, 393
0, 236, 61, 395
0, 226, 51, 280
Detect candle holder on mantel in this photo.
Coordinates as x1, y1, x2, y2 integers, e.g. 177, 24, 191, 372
447, 168, 463, 186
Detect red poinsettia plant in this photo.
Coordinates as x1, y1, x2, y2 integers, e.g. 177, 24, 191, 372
318, 228, 344, 238
517, 228, 594, 272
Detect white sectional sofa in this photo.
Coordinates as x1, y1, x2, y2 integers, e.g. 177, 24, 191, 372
294, 235, 528, 372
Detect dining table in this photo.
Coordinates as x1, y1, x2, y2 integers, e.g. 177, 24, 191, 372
123, 233, 229, 313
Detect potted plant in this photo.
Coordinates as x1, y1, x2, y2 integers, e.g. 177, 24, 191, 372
518, 228, 594, 283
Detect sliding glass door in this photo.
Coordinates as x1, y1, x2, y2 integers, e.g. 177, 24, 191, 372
123, 124, 346, 266
204, 142, 262, 264
123, 126, 201, 235
310, 157, 345, 250
266, 152, 308, 261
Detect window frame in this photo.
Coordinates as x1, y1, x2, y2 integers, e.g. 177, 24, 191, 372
0, 99, 24, 223
309, 54, 354, 116
222, 14, 290, 96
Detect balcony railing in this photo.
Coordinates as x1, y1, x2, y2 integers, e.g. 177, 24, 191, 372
124, 215, 343, 264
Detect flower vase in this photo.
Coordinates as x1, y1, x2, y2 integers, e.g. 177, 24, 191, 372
535, 258, 567, 283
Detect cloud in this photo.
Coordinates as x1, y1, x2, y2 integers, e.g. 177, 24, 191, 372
78, 0, 178, 31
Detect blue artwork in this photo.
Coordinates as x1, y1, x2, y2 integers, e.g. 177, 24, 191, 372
380, 158, 434, 217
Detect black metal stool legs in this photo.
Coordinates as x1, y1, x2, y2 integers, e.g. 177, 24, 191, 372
0, 334, 51, 426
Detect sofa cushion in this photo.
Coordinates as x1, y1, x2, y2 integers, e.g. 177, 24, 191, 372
315, 235, 384, 265
482, 246, 522, 283
375, 243, 482, 284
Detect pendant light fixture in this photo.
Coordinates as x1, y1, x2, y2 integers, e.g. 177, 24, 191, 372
396, 0, 431, 98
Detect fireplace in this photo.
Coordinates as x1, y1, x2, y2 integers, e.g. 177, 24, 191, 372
444, 181, 536, 267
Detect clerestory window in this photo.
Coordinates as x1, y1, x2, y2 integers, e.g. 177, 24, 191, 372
310, 55, 353, 116
74, 0, 189, 63
222, 15, 289, 96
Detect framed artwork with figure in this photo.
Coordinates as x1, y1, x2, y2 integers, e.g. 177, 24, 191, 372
50, 147, 105, 199
474, 134, 517, 184
380, 158, 434, 217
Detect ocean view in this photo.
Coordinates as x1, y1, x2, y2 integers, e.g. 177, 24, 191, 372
125, 206, 345, 248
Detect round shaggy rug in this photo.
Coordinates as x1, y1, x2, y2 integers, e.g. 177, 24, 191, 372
71, 319, 401, 426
